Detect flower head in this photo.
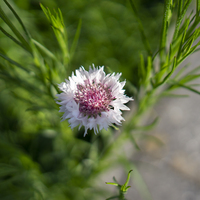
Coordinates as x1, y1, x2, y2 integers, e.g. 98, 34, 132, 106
56, 64, 133, 136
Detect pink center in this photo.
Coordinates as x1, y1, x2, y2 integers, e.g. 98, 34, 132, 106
74, 80, 114, 117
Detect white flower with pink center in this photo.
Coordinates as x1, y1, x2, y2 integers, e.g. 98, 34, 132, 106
56, 64, 133, 136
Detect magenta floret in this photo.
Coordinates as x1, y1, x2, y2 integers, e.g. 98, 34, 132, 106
74, 80, 114, 117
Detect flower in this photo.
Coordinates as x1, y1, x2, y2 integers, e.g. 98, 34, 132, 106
56, 64, 133, 136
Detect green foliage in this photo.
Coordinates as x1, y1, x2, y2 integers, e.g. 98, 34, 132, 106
0, 0, 200, 200
106, 170, 133, 200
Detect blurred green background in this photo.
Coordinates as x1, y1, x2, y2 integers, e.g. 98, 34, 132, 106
6, 0, 164, 84
0, 0, 164, 199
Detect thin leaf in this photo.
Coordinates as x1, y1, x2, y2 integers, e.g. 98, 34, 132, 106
173, 64, 190, 79
156, 56, 176, 87
0, 6, 31, 52
111, 124, 119, 130
177, 18, 190, 59
194, 47, 200, 53
29, 39, 43, 68
0, 164, 19, 177
178, 40, 200, 64
0, 26, 28, 51
139, 54, 145, 81
40, 3, 69, 64
177, 0, 183, 18
160, 0, 172, 64
126, 80, 137, 96
133, 117, 159, 131
105, 182, 119, 186
161, 93, 189, 98
129, 134, 140, 150
152, 48, 162, 61
197, 0, 200, 14
52, 26, 69, 63
0, 71, 47, 96
105, 66, 114, 74
187, 65, 200, 75
70, 19, 82, 60
170, 80, 200, 95
131, 165, 152, 200
133, 133, 164, 147
188, 83, 200, 87
168, 43, 172, 64
172, 0, 192, 42
58, 8, 64, 26
0, 52, 29, 72
120, 160, 153, 200
178, 15, 192, 38
129, 0, 152, 55
3, 0, 30, 39
185, 9, 200, 38
145, 56, 152, 85
122, 170, 133, 191
40, 3, 51, 22
182, 28, 200, 54
31, 39, 58, 61
106, 195, 120, 200
179, 74, 200, 84
182, 35, 195, 55
26, 105, 48, 112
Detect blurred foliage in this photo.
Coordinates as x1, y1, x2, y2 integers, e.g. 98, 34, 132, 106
0, 0, 200, 200
9, 0, 164, 85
